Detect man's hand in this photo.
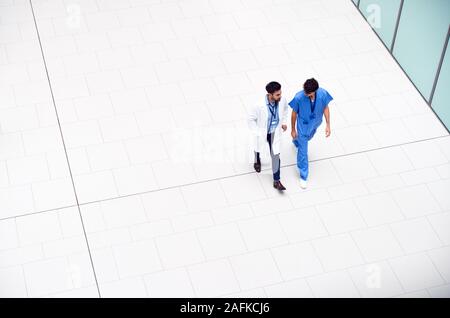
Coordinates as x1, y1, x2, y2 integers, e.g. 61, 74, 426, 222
291, 129, 298, 140
281, 124, 287, 132
325, 124, 331, 138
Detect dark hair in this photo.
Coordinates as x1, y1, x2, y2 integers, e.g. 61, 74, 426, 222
265, 81, 281, 94
303, 78, 319, 94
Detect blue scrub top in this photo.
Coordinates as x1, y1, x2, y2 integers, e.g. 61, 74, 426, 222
289, 87, 333, 137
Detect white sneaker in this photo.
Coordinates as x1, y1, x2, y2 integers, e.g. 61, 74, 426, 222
300, 179, 307, 189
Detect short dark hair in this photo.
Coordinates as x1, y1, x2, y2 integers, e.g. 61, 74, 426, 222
303, 78, 319, 94
266, 81, 281, 94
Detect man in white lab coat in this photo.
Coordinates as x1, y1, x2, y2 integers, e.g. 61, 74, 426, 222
248, 81, 289, 191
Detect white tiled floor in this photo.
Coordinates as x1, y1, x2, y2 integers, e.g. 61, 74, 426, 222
0, 0, 449, 298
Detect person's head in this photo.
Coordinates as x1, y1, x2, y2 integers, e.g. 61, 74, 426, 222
303, 78, 319, 98
266, 81, 282, 102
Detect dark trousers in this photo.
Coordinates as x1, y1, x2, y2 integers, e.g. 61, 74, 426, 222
254, 132, 281, 181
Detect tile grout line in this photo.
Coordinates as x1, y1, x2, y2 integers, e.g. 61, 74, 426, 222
28, 0, 102, 298
425, 249, 448, 291
177, 187, 204, 298
0, 203, 79, 222
2, 133, 449, 223
215, 178, 248, 295
54, 134, 450, 208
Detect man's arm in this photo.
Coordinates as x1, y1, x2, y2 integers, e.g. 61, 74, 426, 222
291, 110, 297, 139
291, 110, 297, 130
324, 105, 331, 137
248, 105, 259, 135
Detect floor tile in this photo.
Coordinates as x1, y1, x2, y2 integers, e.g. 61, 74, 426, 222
402, 141, 448, 169
144, 268, 195, 298
331, 153, 378, 183
112, 239, 162, 278
389, 253, 444, 293
271, 242, 324, 281
155, 231, 205, 269
427, 179, 450, 212
238, 215, 288, 251
278, 207, 328, 243
99, 277, 147, 298
348, 261, 403, 298
391, 185, 441, 218
390, 218, 442, 254
264, 279, 314, 298
428, 246, 450, 283
312, 233, 364, 272
197, 223, 247, 260
316, 199, 366, 234
188, 259, 240, 297
230, 250, 282, 291
307, 270, 360, 298
351, 225, 403, 263
220, 174, 267, 205
354, 192, 405, 226
427, 212, 450, 245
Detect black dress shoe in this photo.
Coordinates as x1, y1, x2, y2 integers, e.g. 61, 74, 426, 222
273, 181, 286, 191
254, 162, 261, 173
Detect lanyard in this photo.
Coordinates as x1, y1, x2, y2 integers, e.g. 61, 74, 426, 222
268, 101, 278, 120
309, 94, 317, 116
301, 94, 317, 125
309, 94, 317, 121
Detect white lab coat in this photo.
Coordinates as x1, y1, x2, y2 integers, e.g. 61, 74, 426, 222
248, 96, 289, 155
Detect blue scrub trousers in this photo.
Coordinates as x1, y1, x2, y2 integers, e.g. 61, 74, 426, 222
293, 128, 317, 181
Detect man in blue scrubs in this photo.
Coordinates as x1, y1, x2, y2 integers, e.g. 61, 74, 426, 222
289, 78, 333, 189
